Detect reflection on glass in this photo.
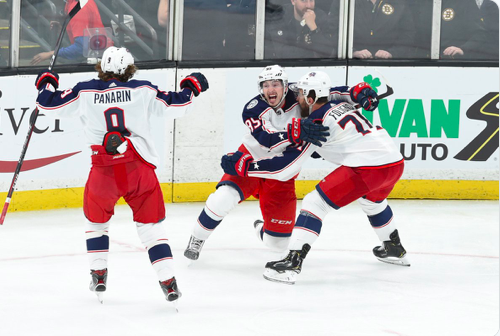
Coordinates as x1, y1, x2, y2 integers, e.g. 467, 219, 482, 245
439, 0, 499, 60
20, 0, 169, 67
0, 0, 9, 67
224, 0, 257, 60
27, 0, 108, 66
408, 0, 432, 59
352, 0, 415, 60
265, 0, 338, 59
182, 0, 256, 61
116, 0, 168, 61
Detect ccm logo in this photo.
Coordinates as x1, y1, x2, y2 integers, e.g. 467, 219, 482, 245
271, 219, 293, 225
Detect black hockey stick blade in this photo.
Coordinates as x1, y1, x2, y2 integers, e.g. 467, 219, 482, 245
50, 0, 89, 70
0, 0, 89, 225
68, 0, 89, 19
377, 85, 394, 100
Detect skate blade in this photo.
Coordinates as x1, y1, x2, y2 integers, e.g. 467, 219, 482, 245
184, 250, 199, 263
263, 268, 296, 285
376, 255, 411, 267
166, 294, 181, 312
96, 292, 104, 304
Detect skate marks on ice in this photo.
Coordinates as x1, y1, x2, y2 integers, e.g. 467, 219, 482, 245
0, 200, 497, 336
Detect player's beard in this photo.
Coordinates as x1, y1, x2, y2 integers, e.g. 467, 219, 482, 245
299, 101, 310, 118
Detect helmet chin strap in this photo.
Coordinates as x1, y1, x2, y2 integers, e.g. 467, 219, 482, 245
306, 96, 318, 115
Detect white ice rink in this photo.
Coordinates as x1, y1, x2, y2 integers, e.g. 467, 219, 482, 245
0, 200, 498, 336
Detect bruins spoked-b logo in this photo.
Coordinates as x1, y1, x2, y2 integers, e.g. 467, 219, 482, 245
382, 4, 394, 15
442, 8, 455, 21
455, 92, 499, 161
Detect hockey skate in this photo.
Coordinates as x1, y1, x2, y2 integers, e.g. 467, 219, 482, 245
373, 229, 410, 266
160, 277, 182, 311
263, 244, 311, 285
184, 235, 205, 260
89, 269, 107, 304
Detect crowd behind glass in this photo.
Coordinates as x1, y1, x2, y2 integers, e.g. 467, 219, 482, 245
0, 0, 498, 67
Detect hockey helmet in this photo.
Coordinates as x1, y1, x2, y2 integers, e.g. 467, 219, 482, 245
297, 71, 331, 104
101, 46, 134, 75
258, 65, 289, 106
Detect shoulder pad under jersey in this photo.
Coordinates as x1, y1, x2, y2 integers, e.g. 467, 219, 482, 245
242, 95, 270, 118
309, 102, 338, 121
282, 89, 299, 111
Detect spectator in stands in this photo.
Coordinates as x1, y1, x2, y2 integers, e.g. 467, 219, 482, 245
352, 0, 415, 59
31, 0, 107, 65
440, 0, 498, 60
265, 0, 336, 59
410, 0, 499, 60
158, 0, 169, 28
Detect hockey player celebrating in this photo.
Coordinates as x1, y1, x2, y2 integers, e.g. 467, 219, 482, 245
221, 71, 408, 285
35, 46, 209, 303
184, 65, 374, 265
184, 65, 330, 261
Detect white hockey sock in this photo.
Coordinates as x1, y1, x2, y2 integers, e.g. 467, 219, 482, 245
262, 234, 289, 252
192, 185, 240, 240
358, 198, 397, 242
85, 220, 110, 270
136, 222, 175, 281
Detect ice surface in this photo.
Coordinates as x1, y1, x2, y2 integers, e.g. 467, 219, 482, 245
0, 200, 498, 336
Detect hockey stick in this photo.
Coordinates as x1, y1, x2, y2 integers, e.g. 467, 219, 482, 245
354, 84, 394, 110
0, 0, 89, 225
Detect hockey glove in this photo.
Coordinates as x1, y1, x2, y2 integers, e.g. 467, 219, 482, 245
180, 72, 209, 97
350, 82, 378, 111
103, 131, 127, 155
221, 151, 253, 177
35, 69, 59, 90
287, 118, 330, 147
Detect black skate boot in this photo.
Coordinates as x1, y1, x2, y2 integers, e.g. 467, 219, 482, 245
373, 229, 410, 266
263, 244, 311, 285
159, 277, 182, 303
184, 235, 205, 261
89, 269, 107, 303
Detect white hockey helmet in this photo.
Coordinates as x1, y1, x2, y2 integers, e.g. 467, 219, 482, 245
258, 65, 289, 105
297, 71, 331, 104
101, 46, 134, 75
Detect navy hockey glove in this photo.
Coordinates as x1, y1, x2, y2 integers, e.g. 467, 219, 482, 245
287, 118, 330, 147
35, 69, 59, 90
180, 72, 209, 96
221, 151, 253, 177
350, 82, 378, 111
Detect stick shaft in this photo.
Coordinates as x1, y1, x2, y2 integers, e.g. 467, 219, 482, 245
0, 1, 86, 225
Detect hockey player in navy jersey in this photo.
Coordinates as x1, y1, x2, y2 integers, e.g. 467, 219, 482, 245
221, 71, 409, 285
184, 65, 371, 266
184, 65, 331, 261
35, 46, 209, 303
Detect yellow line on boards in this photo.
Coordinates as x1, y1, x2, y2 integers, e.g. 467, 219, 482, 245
0, 180, 497, 213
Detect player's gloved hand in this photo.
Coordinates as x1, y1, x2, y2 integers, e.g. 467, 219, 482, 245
35, 69, 59, 90
350, 82, 378, 111
180, 72, 209, 96
287, 118, 330, 147
221, 151, 254, 177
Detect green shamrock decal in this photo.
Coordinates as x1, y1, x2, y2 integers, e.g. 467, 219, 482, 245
363, 74, 381, 93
